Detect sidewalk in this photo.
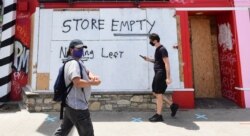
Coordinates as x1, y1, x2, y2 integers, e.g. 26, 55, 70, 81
0, 107, 250, 136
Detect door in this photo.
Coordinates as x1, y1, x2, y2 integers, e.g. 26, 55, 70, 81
190, 16, 221, 98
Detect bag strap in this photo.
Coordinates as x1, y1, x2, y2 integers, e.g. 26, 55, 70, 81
59, 60, 74, 120
60, 60, 88, 119
77, 61, 88, 104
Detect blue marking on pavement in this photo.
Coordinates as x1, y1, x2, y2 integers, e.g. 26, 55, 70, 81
131, 117, 143, 122
195, 113, 208, 120
45, 116, 58, 122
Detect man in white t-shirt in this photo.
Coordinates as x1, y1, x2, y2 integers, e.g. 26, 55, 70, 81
54, 39, 101, 136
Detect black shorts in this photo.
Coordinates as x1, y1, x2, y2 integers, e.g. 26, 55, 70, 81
152, 70, 167, 94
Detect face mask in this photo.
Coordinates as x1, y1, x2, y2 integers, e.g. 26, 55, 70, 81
149, 41, 155, 46
72, 48, 84, 58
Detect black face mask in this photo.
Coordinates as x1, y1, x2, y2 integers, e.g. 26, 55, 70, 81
149, 41, 155, 46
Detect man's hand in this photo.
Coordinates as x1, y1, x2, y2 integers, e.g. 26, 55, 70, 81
144, 56, 150, 61
90, 78, 101, 86
166, 78, 172, 85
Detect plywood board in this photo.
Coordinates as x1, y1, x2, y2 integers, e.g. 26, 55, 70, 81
176, 15, 184, 82
190, 17, 215, 98
36, 73, 49, 90
39, 9, 180, 92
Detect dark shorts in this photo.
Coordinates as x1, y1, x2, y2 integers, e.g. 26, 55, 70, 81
152, 70, 167, 94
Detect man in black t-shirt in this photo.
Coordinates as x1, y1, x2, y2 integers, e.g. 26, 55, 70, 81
144, 33, 179, 122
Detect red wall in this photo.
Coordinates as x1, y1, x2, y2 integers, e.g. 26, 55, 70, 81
217, 12, 245, 107
10, 0, 38, 100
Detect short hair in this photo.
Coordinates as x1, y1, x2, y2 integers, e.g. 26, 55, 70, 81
149, 33, 160, 42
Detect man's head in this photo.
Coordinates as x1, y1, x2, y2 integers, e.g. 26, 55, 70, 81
149, 33, 160, 46
67, 39, 87, 58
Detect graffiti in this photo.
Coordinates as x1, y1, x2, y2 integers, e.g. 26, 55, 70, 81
220, 53, 237, 66
63, 18, 105, 33
219, 52, 238, 102
13, 71, 25, 81
59, 46, 124, 61
16, 25, 29, 46
13, 40, 30, 73
101, 48, 124, 59
218, 23, 233, 51
222, 89, 237, 102
59, 46, 95, 61
111, 19, 155, 33
10, 71, 28, 100
62, 18, 156, 34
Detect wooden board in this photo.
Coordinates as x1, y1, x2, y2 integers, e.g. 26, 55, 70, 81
190, 17, 216, 98
176, 15, 184, 82
210, 17, 222, 98
36, 73, 49, 90
38, 9, 181, 91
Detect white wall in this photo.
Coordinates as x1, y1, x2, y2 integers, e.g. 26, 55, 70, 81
36, 8, 181, 92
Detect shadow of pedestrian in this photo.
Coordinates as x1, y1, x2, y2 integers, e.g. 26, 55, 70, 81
163, 116, 200, 130
0, 102, 21, 113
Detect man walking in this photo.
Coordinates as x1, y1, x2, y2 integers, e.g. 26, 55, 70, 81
54, 39, 101, 136
144, 33, 179, 122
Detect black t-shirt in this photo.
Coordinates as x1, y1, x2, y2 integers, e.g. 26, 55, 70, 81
154, 45, 168, 71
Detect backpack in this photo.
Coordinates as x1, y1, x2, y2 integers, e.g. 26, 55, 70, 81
53, 59, 83, 119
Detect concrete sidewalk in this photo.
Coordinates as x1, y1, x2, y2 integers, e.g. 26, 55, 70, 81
0, 108, 250, 136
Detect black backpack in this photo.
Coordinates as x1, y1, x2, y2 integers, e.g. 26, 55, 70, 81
53, 59, 83, 119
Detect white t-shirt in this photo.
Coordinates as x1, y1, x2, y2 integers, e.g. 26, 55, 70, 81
64, 60, 91, 110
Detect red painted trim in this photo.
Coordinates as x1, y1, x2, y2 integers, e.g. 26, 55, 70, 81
231, 11, 245, 108
28, 0, 39, 14
173, 91, 194, 109
139, 2, 233, 8
41, 2, 136, 8
176, 11, 193, 88
40, 1, 233, 9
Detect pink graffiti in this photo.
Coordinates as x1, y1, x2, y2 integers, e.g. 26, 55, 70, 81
13, 72, 25, 81
10, 71, 28, 101
222, 90, 237, 102
220, 53, 237, 66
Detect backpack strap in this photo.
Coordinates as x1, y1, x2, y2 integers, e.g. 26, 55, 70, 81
77, 61, 88, 104
60, 59, 88, 119
59, 60, 74, 119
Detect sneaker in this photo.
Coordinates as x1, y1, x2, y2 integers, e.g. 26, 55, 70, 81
170, 103, 179, 117
149, 114, 163, 122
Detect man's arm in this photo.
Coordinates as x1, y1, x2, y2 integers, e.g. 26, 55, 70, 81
72, 77, 101, 88
162, 57, 172, 84
145, 56, 155, 63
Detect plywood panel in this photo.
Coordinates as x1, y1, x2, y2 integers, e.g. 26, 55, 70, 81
210, 17, 222, 98
190, 17, 215, 98
36, 73, 49, 90
176, 15, 184, 82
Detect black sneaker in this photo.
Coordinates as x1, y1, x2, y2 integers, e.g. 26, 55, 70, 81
149, 114, 163, 122
170, 103, 179, 117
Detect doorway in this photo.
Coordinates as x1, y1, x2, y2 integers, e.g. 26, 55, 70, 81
189, 15, 222, 98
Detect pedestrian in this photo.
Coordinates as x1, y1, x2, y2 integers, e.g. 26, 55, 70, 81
144, 33, 179, 122
54, 39, 101, 136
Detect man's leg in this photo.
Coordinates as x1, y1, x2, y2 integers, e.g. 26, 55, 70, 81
156, 94, 163, 115
163, 94, 172, 106
149, 93, 164, 122
163, 94, 179, 117
54, 108, 74, 136
74, 109, 94, 136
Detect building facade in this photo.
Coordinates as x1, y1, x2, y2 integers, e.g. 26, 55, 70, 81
0, 0, 249, 110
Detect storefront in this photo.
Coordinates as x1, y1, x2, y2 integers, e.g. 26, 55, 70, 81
0, 0, 249, 110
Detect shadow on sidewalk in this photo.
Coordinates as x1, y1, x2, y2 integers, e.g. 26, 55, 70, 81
34, 108, 250, 136
0, 102, 21, 113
